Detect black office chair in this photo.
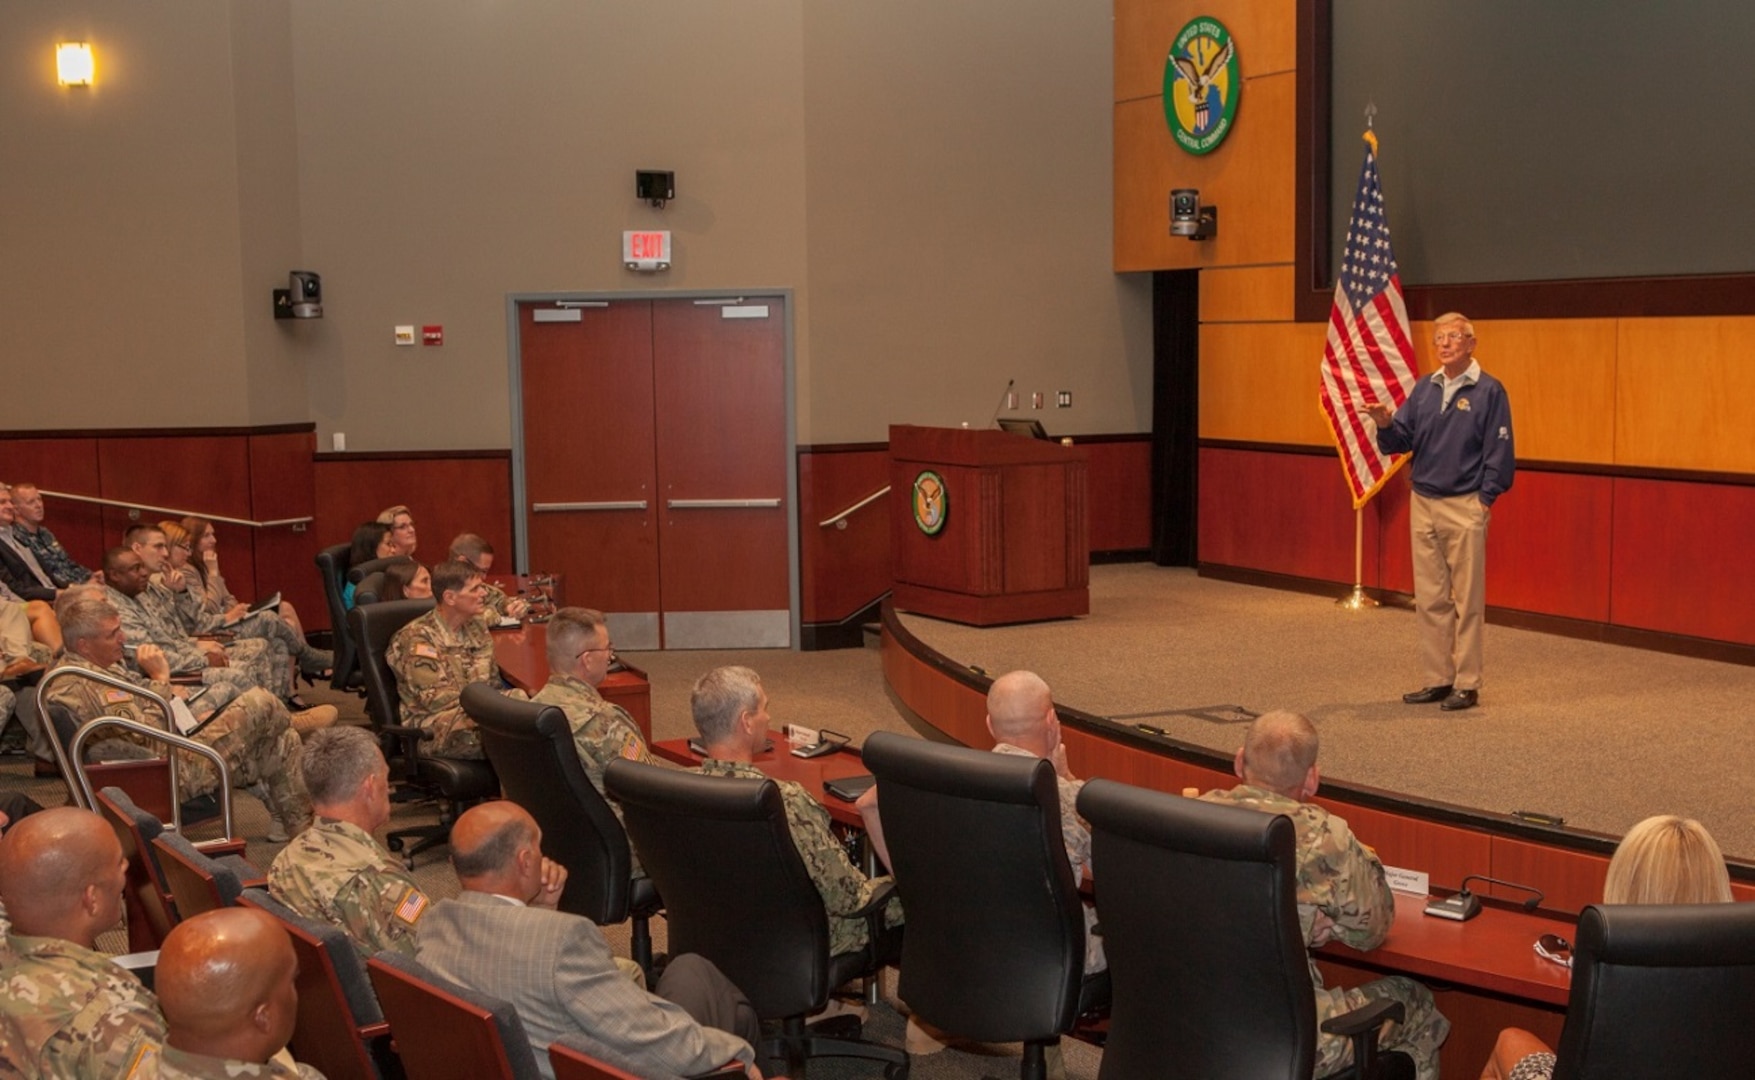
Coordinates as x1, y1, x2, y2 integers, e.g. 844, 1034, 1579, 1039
462, 682, 661, 975
861, 731, 1104, 1080
1076, 779, 1413, 1080
1547, 902, 1755, 1078
315, 543, 361, 692
352, 570, 390, 607
605, 759, 908, 1080
350, 598, 499, 869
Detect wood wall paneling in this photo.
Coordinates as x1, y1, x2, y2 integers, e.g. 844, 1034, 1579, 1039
1082, 439, 1153, 551
0, 437, 106, 577
798, 449, 893, 625
246, 432, 322, 642
1488, 836, 1610, 916
1113, 0, 1297, 105
1198, 265, 1296, 323
1115, 72, 1297, 274
310, 455, 514, 631
1197, 446, 1370, 583
1198, 321, 1331, 445
1615, 316, 1755, 474
1608, 477, 1755, 645
1480, 471, 1613, 623
97, 436, 256, 601
1473, 319, 1618, 466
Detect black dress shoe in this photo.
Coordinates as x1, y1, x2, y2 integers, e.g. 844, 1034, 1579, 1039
1440, 689, 1479, 711
1402, 685, 1453, 705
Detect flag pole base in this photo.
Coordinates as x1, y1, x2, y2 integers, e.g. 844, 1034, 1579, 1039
1335, 585, 1379, 611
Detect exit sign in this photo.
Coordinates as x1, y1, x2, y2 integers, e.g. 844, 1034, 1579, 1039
623, 230, 672, 272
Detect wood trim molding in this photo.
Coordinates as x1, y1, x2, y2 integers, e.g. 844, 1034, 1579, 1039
0, 423, 315, 440
800, 434, 1150, 455
312, 449, 510, 462
1294, 0, 1755, 322
1199, 439, 1755, 487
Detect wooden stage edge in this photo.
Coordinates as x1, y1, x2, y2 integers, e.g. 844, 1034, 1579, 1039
878, 601, 1755, 914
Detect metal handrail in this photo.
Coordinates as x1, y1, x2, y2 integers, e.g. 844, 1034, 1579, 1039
818, 485, 891, 529
38, 666, 233, 837
39, 488, 313, 529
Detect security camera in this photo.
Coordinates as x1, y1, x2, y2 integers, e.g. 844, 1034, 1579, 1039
1169, 188, 1218, 241
289, 271, 322, 318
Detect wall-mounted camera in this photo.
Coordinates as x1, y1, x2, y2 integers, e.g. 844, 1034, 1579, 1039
1169, 188, 1218, 241
636, 170, 675, 209
272, 270, 323, 319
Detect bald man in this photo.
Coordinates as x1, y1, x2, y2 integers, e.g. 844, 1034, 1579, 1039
0, 807, 169, 1078
117, 907, 319, 1078
1200, 711, 1450, 1080
416, 802, 759, 1080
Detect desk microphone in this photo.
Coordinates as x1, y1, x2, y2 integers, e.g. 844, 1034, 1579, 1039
1423, 875, 1544, 922
987, 378, 1016, 428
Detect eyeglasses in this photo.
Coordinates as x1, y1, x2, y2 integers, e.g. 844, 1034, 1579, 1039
392, 521, 417, 532
578, 645, 616, 661
1434, 329, 1470, 343
1534, 933, 1572, 968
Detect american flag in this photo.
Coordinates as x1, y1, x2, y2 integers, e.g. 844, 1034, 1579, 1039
1319, 141, 1418, 508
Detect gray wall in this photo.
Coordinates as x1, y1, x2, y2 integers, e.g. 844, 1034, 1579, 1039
4, 1, 1150, 447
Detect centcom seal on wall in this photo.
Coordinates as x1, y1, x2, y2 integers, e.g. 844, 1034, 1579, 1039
1162, 16, 1240, 156
912, 470, 948, 536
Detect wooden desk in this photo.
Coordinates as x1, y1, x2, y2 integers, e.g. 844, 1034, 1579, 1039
490, 622, 653, 743
1317, 893, 1573, 1077
651, 734, 873, 829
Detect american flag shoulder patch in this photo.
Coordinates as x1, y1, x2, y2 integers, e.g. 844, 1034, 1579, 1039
413, 642, 440, 660
394, 887, 429, 925
105, 689, 131, 703
620, 733, 644, 760
123, 1042, 160, 1078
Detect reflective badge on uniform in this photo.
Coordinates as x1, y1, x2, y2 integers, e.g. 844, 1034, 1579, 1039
105, 689, 131, 703
395, 887, 429, 925
413, 643, 440, 660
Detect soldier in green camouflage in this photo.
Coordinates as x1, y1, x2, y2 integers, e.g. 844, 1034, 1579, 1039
268, 726, 431, 959
48, 598, 315, 841
116, 907, 323, 1079
385, 561, 500, 760
448, 533, 531, 622
1200, 711, 1449, 1080
692, 665, 902, 957
0, 807, 170, 1079
532, 607, 651, 799
102, 547, 291, 700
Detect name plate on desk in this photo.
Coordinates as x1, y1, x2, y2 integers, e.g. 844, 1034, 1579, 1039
1384, 866, 1430, 897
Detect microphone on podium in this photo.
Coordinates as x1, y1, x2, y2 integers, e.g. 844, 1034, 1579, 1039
1423, 874, 1545, 921
987, 378, 1016, 429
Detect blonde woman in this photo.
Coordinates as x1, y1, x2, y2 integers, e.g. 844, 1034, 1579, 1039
1481, 815, 1733, 1080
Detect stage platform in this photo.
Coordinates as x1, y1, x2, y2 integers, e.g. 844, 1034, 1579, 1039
894, 563, 1755, 863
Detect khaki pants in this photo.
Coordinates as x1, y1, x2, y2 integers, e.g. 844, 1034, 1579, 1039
1410, 491, 1488, 691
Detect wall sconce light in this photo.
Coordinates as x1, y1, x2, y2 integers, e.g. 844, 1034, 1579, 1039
1169, 187, 1218, 241
56, 42, 94, 87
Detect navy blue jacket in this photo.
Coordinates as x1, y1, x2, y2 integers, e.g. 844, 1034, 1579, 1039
1375, 367, 1514, 506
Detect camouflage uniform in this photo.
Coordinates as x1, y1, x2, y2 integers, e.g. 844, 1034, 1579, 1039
164, 575, 315, 679
11, 522, 92, 587
267, 817, 430, 958
385, 608, 498, 759
534, 672, 652, 874
118, 1040, 325, 1079
0, 933, 169, 1079
106, 584, 288, 699
992, 742, 1104, 973
1201, 784, 1449, 1080
698, 758, 902, 956
46, 652, 311, 831
481, 580, 517, 620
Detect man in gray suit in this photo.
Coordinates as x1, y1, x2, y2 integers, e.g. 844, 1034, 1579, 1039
415, 801, 762, 1080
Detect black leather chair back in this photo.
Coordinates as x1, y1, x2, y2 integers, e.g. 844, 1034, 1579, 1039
462, 683, 635, 924
605, 759, 831, 1019
352, 571, 389, 607
348, 555, 412, 585
315, 543, 359, 691
1078, 779, 1314, 1080
1553, 902, 1755, 1079
862, 730, 1084, 1044
349, 599, 435, 733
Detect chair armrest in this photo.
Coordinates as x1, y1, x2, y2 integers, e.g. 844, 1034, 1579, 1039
687, 1064, 748, 1080
215, 854, 266, 881
359, 1021, 392, 1039
193, 837, 250, 858
1319, 997, 1405, 1079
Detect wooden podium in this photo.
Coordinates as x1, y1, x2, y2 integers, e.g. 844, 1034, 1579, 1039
889, 424, 1088, 626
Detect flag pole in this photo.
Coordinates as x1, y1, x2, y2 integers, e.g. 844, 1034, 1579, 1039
1336, 506, 1378, 610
